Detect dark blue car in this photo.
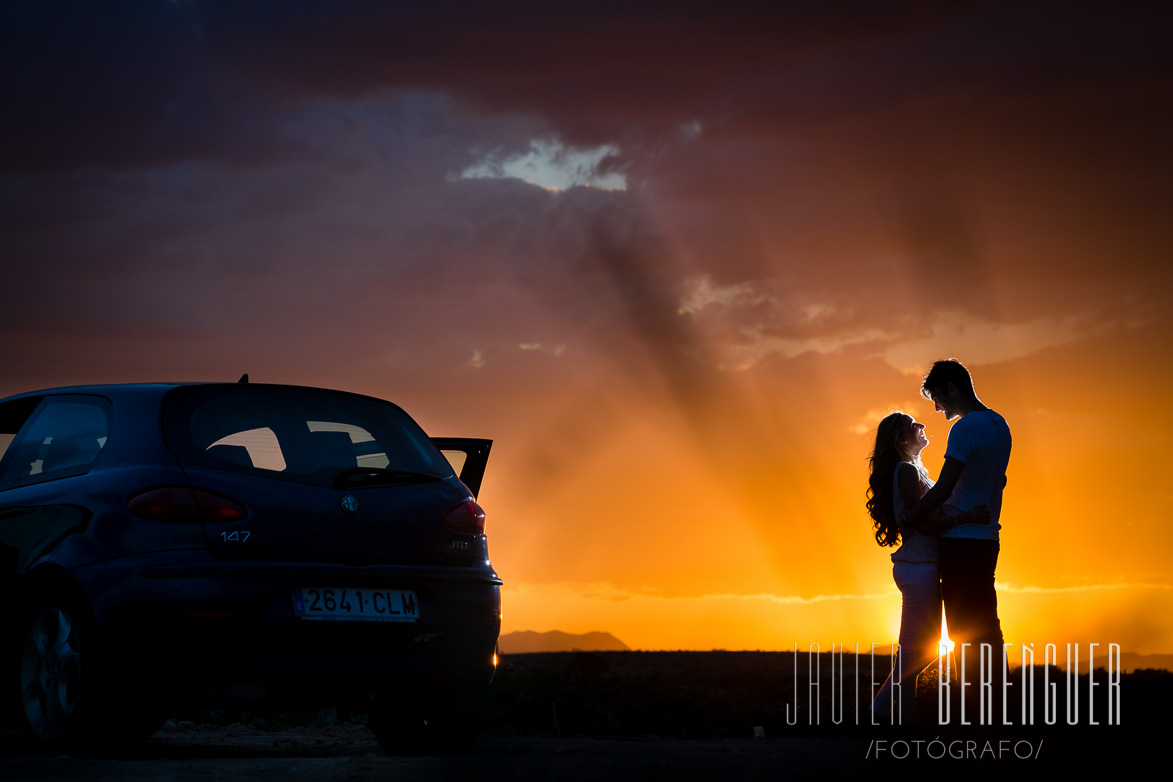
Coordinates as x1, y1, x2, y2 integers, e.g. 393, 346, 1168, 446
0, 381, 501, 753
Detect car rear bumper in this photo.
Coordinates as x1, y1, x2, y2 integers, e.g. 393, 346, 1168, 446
71, 553, 502, 706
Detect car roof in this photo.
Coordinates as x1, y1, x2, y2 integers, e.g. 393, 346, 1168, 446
0, 383, 183, 402
0, 382, 400, 407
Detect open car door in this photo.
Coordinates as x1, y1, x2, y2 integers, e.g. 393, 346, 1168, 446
431, 438, 492, 499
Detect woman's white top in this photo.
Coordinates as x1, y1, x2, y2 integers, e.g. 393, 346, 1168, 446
890, 463, 938, 565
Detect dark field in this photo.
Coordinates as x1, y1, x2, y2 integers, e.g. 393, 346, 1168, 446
489, 651, 1167, 738
1, 651, 1167, 780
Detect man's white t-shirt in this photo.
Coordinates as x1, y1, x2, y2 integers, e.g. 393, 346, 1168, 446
942, 409, 1011, 541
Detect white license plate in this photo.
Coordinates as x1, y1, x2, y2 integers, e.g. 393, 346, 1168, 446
292, 587, 419, 622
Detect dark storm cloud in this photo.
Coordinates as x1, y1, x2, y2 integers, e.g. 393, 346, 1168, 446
1, 0, 306, 172
13, 1, 1167, 172
0, 85, 671, 391
2, 0, 1169, 372
209, 1, 964, 136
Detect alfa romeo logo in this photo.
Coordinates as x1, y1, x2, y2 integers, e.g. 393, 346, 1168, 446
340, 494, 359, 514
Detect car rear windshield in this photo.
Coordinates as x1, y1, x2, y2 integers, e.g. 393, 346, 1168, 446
163, 385, 453, 487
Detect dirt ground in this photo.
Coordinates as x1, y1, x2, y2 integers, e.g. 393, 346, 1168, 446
3, 652, 1164, 779
0, 723, 869, 781
0, 721, 1150, 781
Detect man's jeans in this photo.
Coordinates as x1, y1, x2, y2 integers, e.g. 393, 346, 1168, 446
940, 538, 1004, 723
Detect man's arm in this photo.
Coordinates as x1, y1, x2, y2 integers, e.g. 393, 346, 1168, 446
896, 462, 980, 534
916, 503, 988, 534
904, 456, 965, 527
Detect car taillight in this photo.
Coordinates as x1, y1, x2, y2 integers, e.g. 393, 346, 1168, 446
128, 487, 248, 523
443, 500, 486, 535
194, 489, 249, 522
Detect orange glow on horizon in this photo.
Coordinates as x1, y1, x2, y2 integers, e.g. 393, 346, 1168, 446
477, 323, 1173, 655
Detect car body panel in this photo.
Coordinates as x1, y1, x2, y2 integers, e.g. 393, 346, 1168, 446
1, 382, 501, 730
178, 462, 488, 566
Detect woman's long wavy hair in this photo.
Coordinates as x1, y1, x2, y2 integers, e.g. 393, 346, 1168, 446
866, 412, 925, 547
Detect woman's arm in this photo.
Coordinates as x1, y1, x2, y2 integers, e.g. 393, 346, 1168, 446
896, 462, 927, 509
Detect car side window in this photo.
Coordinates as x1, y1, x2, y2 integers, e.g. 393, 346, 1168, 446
0, 397, 42, 468
0, 396, 111, 490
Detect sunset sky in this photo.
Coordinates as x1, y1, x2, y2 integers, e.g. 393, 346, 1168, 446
2, 1, 1170, 654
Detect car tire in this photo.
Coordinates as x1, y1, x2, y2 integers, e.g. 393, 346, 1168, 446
15, 596, 97, 751
14, 586, 172, 750
368, 685, 488, 756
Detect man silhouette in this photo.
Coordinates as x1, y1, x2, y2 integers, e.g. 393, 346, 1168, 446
903, 359, 1011, 724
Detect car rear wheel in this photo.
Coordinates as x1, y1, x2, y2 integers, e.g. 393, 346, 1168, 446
14, 588, 174, 749
19, 602, 88, 745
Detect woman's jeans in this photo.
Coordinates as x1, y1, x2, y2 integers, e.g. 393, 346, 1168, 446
872, 562, 941, 724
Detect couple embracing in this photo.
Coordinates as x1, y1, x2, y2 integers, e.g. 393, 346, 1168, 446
868, 359, 1012, 725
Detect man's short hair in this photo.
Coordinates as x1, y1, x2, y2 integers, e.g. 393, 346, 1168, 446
921, 359, 975, 400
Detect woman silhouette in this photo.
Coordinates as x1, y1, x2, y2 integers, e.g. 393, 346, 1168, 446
867, 412, 985, 723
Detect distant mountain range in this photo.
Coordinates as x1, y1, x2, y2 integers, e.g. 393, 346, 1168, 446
1090, 652, 1173, 673
499, 630, 631, 654
496, 634, 1171, 671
